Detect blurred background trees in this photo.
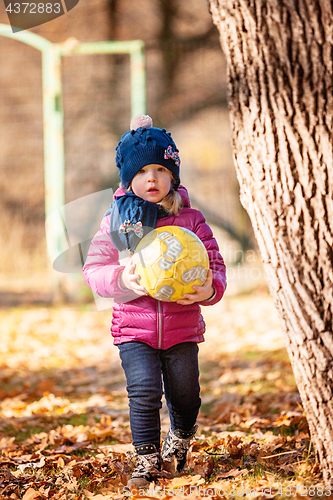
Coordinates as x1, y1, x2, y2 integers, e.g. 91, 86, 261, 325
0, 0, 257, 299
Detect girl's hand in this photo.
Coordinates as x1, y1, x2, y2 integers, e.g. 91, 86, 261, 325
119, 256, 148, 296
177, 269, 214, 305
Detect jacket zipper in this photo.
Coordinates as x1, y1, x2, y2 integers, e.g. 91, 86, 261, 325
157, 300, 162, 349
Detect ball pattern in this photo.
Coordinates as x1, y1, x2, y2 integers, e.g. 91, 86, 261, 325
133, 226, 209, 302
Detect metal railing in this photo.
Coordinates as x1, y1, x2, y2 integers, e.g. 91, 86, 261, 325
0, 24, 146, 265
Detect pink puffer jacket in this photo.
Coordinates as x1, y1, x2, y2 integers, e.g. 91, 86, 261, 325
83, 186, 226, 350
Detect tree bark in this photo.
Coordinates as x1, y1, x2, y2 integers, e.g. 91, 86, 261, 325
209, 0, 333, 485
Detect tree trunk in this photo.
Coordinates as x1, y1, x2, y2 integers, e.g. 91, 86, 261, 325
209, 0, 333, 485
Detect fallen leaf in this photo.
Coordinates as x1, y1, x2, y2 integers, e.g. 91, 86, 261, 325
99, 443, 134, 454
35, 380, 55, 395
193, 457, 215, 479
22, 488, 42, 500
57, 456, 65, 468
0, 437, 16, 450
216, 468, 248, 479
82, 491, 113, 499
53, 441, 91, 453
165, 475, 205, 488
279, 463, 295, 474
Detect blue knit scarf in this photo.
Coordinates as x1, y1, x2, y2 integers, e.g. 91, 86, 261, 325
106, 191, 169, 253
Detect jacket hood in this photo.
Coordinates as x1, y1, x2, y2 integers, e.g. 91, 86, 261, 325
113, 185, 191, 208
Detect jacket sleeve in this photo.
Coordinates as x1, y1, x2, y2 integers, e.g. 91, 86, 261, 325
193, 210, 227, 306
83, 215, 137, 301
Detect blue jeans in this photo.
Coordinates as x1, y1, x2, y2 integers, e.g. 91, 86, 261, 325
118, 341, 201, 451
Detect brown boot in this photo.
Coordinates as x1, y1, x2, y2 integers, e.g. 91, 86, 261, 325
161, 426, 197, 473
127, 444, 161, 488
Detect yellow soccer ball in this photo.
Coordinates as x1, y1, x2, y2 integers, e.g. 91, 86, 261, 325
133, 226, 209, 302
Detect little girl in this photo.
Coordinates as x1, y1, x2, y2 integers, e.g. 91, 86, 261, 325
83, 115, 226, 488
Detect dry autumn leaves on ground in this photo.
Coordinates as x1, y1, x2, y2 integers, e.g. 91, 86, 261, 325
0, 291, 329, 499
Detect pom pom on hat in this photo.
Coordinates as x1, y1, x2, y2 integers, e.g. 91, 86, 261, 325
130, 114, 153, 130
116, 116, 180, 190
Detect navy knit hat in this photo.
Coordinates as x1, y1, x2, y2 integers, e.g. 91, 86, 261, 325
115, 115, 180, 190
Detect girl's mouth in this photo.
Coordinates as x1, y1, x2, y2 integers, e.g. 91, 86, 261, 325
147, 188, 159, 193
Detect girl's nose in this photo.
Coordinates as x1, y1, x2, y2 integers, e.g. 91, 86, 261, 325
147, 170, 157, 181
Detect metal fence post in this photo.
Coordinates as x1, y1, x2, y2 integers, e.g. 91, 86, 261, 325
42, 43, 65, 252
130, 40, 146, 117
0, 25, 146, 301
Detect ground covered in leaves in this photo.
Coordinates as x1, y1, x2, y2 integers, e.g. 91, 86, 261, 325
0, 290, 328, 499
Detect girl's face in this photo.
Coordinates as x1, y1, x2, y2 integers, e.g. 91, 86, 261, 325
131, 164, 173, 202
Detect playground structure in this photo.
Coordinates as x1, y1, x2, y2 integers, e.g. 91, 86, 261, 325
0, 24, 146, 269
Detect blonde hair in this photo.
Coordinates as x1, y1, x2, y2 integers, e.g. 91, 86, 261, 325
158, 189, 183, 215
